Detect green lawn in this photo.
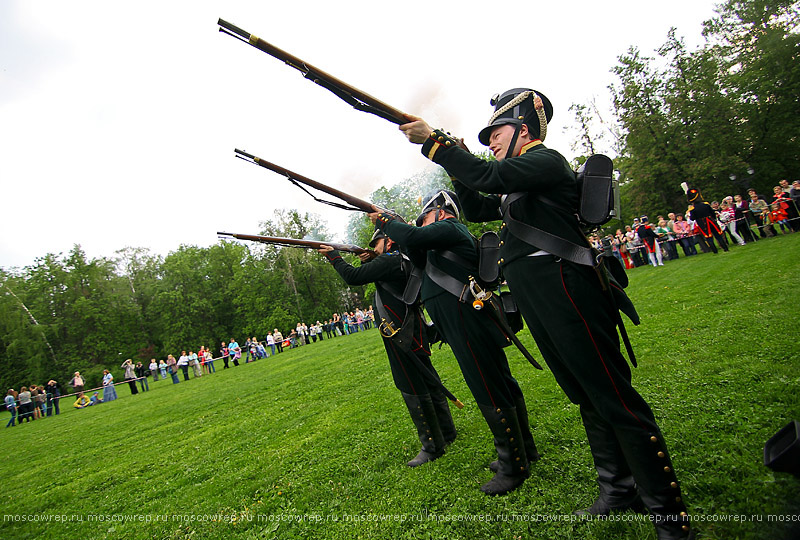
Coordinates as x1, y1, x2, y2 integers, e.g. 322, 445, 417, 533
2, 235, 799, 540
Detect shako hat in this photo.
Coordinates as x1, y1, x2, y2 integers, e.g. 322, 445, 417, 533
687, 188, 702, 203
416, 190, 462, 226
478, 88, 554, 146
369, 228, 388, 248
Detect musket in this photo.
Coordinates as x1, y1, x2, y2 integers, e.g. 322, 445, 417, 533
234, 149, 404, 221
219, 232, 376, 256
218, 19, 411, 125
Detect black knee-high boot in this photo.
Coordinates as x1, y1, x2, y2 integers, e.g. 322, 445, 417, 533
402, 392, 446, 467
430, 391, 457, 445
574, 405, 644, 516
490, 396, 540, 472
478, 403, 529, 496
614, 426, 694, 539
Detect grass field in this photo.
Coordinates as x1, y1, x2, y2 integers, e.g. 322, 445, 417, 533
1, 235, 799, 540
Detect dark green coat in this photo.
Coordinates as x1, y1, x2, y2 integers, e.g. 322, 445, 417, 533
422, 138, 586, 268
375, 215, 524, 408
418, 131, 689, 519
323, 249, 436, 396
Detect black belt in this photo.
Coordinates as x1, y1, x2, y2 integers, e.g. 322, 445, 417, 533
501, 192, 596, 267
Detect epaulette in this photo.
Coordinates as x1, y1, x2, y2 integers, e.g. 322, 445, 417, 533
421, 129, 459, 161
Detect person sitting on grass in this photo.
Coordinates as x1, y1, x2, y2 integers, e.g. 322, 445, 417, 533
89, 392, 103, 405
73, 393, 91, 409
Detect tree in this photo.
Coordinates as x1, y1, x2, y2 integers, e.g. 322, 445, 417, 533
577, 0, 800, 223
346, 169, 453, 247
254, 209, 359, 325
703, 0, 800, 185
153, 243, 247, 354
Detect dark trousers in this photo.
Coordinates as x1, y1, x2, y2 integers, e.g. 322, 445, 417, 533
699, 228, 728, 253
181, 366, 190, 381
126, 378, 139, 394
678, 237, 696, 256
382, 312, 440, 395
46, 396, 60, 416
737, 218, 758, 243
19, 403, 34, 422
785, 200, 800, 231
504, 256, 685, 508
425, 293, 524, 408
664, 239, 679, 260
630, 248, 646, 267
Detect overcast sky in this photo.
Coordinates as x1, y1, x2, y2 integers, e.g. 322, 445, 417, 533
0, 0, 721, 270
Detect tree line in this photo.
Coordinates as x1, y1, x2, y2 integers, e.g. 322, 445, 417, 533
0, 210, 368, 390
567, 0, 799, 227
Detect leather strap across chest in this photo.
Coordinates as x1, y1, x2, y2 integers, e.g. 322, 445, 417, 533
500, 192, 596, 267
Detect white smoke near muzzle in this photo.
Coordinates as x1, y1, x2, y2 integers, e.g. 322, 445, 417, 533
406, 82, 463, 140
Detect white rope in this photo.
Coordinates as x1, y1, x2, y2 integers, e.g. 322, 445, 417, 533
488, 91, 532, 124
487, 90, 548, 141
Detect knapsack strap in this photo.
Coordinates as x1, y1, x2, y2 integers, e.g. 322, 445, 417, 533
439, 249, 478, 273
425, 262, 471, 303
501, 193, 596, 267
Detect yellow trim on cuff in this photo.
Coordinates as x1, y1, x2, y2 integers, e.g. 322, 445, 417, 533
427, 142, 441, 160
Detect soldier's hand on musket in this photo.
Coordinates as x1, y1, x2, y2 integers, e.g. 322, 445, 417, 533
368, 212, 380, 224
317, 245, 334, 254
399, 114, 434, 144
358, 251, 376, 263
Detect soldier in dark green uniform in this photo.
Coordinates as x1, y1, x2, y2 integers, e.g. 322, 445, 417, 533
318, 229, 456, 467
398, 89, 694, 539
368, 191, 539, 496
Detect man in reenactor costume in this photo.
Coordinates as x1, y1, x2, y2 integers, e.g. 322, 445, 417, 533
687, 187, 729, 254
636, 215, 664, 267
368, 191, 540, 496
318, 230, 457, 467
397, 88, 694, 539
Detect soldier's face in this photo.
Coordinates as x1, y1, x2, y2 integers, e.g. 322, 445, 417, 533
488, 125, 518, 160
420, 209, 447, 227
374, 238, 390, 255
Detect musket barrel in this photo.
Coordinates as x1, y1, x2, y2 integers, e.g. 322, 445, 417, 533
217, 18, 249, 40
234, 149, 377, 214
219, 231, 375, 256
218, 19, 410, 125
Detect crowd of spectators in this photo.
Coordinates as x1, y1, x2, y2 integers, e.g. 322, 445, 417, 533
8, 184, 796, 425
4, 307, 376, 427
591, 183, 799, 269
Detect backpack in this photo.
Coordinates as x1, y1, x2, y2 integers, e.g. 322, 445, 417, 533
575, 154, 619, 229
